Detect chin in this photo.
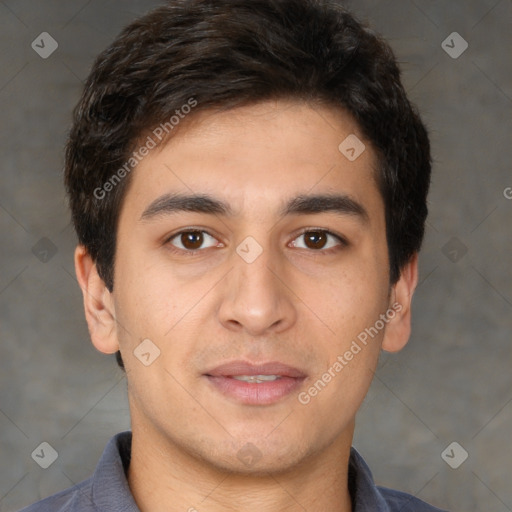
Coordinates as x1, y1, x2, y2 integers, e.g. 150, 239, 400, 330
198, 437, 311, 477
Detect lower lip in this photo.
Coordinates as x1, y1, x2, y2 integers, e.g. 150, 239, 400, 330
205, 375, 305, 405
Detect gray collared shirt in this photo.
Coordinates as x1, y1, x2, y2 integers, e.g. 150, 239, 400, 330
19, 431, 447, 511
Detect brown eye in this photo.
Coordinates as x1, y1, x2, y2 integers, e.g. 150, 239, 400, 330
168, 230, 219, 252
180, 231, 204, 250
291, 230, 345, 251
303, 231, 328, 249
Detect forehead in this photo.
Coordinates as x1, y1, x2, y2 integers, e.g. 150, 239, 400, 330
122, 101, 382, 221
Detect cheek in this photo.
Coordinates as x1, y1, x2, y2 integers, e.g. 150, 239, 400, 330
301, 273, 386, 406
112, 251, 174, 342
113, 251, 216, 372
319, 261, 388, 337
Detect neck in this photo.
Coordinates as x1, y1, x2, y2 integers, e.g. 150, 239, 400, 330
127, 422, 354, 512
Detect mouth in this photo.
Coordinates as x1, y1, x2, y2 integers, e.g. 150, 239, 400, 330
203, 360, 307, 405
230, 375, 283, 383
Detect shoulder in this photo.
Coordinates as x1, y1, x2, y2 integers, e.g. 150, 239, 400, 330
349, 447, 449, 512
16, 477, 93, 512
16, 431, 134, 512
377, 485, 448, 512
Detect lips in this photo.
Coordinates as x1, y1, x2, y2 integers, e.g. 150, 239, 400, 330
204, 360, 307, 405
204, 360, 307, 379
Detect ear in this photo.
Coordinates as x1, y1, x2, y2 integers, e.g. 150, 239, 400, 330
74, 245, 119, 354
381, 252, 419, 353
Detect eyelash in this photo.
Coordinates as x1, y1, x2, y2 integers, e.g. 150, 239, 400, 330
164, 228, 348, 256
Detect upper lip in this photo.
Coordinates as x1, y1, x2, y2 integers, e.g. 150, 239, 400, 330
204, 360, 307, 378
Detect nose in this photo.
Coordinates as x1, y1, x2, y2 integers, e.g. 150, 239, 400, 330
217, 240, 297, 336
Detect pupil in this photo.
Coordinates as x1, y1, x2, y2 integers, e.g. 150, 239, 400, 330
306, 231, 326, 249
183, 231, 203, 249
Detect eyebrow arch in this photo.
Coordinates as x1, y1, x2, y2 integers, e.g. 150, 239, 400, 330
139, 192, 369, 224
140, 193, 232, 220
280, 193, 369, 223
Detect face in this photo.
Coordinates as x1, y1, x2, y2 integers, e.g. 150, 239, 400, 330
79, 100, 416, 475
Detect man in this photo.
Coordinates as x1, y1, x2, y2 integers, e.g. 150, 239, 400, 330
20, 0, 446, 510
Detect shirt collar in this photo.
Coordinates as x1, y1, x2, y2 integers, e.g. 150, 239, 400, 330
91, 431, 140, 511
349, 446, 391, 511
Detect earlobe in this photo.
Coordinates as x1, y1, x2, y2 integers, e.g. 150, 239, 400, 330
74, 245, 119, 355
381, 253, 419, 353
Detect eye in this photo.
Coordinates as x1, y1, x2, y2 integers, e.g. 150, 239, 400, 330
290, 229, 346, 251
167, 230, 221, 252
165, 228, 347, 255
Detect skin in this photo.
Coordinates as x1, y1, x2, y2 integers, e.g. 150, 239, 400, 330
75, 100, 418, 512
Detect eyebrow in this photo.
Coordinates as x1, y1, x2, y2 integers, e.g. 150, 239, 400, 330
140, 192, 369, 224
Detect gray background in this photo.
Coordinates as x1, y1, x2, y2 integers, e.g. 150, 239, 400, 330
0, 1, 511, 511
